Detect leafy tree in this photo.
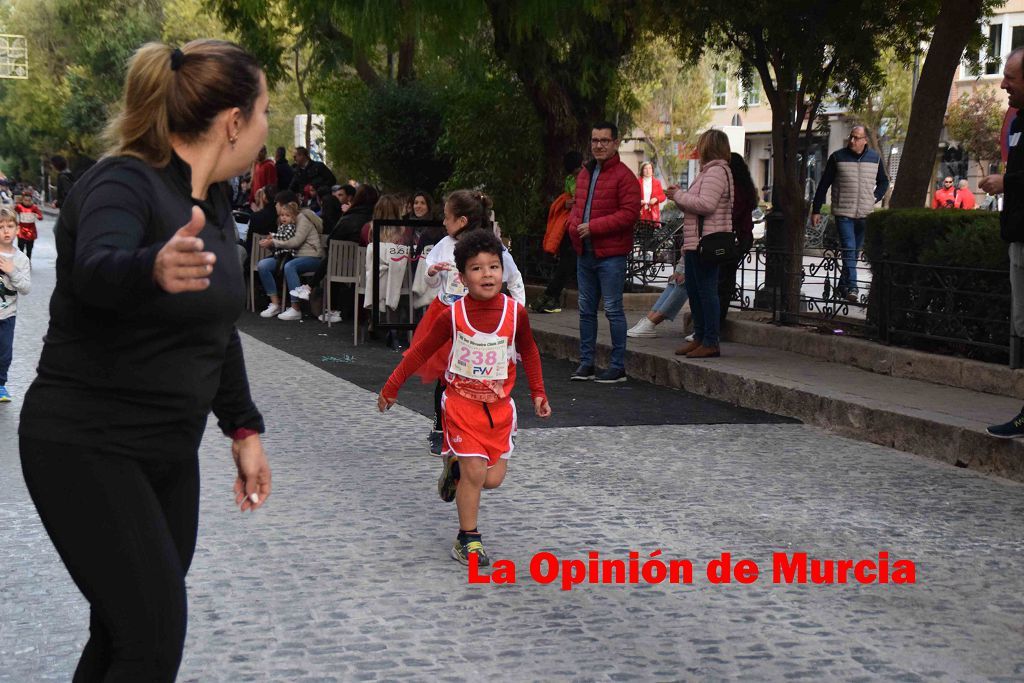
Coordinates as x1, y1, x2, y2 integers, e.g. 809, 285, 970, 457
672, 0, 939, 313
484, 0, 647, 199
889, 0, 1002, 208
848, 50, 914, 181
945, 86, 1003, 176
617, 38, 711, 182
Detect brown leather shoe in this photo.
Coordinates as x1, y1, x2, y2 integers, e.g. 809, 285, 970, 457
686, 344, 721, 358
674, 340, 701, 356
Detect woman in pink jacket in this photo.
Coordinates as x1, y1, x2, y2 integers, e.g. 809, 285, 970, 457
665, 129, 733, 358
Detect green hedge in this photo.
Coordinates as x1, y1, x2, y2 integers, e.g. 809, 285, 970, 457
863, 209, 1010, 362
863, 208, 1005, 267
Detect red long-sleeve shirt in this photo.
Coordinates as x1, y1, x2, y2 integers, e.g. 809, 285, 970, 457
383, 295, 547, 402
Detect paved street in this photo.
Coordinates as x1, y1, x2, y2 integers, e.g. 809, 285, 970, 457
3, 218, 1024, 681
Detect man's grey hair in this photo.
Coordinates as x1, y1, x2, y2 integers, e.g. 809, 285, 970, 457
958, 179, 970, 189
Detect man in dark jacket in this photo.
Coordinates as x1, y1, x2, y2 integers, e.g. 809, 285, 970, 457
565, 121, 641, 383
811, 125, 889, 302
983, 47, 1024, 437
275, 146, 294, 194
50, 155, 75, 208
289, 146, 336, 197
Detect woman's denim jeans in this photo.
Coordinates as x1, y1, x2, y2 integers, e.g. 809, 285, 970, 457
257, 255, 322, 297
651, 281, 689, 321
683, 251, 721, 347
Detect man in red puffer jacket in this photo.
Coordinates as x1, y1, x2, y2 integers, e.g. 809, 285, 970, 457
566, 121, 641, 384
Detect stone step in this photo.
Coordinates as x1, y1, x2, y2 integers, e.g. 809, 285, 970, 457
527, 309, 1024, 482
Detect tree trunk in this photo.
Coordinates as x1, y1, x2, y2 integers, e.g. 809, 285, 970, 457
294, 47, 313, 151
771, 117, 807, 318
890, 0, 986, 208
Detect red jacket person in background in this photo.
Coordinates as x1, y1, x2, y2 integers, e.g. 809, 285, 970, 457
638, 161, 666, 222
933, 177, 957, 208
566, 121, 641, 383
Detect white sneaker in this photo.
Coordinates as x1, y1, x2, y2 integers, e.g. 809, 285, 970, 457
277, 307, 302, 321
290, 284, 311, 300
318, 310, 342, 323
260, 303, 281, 318
684, 333, 695, 342
627, 317, 658, 338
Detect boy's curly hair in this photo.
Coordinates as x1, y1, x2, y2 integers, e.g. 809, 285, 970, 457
454, 228, 504, 274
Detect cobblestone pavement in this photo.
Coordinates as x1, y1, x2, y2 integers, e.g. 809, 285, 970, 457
3, 219, 1024, 681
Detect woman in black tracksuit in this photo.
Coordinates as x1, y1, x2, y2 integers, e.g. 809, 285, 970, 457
18, 39, 272, 682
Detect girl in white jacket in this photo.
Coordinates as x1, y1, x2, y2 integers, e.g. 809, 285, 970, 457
411, 191, 525, 455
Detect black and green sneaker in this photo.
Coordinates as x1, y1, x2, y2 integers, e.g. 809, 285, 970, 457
987, 408, 1024, 439
451, 534, 489, 566
437, 454, 459, 502
540, 298, 562, 314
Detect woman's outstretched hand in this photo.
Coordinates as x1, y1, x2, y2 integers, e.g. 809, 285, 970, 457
154, 206, 216, 293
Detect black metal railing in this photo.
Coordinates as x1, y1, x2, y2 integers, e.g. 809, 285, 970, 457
512, 221, 1013, 365
511, 219, 681, 292
732, 247, 1011, 364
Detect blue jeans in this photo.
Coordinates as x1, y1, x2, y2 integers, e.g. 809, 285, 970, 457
257, 256, 322, 297
835, 216, 866, 295
577, 253, 627, 370
683, 251, 721, 347
0, 316, 13, 385
651, 281, 689, 321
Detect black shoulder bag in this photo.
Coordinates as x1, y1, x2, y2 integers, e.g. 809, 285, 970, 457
696, 169, 738, 265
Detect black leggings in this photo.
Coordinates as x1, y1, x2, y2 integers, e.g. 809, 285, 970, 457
17, 237, 33, 260
543, 233, 577, 300
434, 381, 445, 430
19, 437, 200, 683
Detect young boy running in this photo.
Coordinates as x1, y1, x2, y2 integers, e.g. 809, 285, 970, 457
0, 207, 31, 402
378, 230, 551, 566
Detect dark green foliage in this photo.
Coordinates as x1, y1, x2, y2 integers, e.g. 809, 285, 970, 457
322, 81, 452, 194
436, 61, 545, 238
864, 208, 1009, 362
863, 208, 1003, 265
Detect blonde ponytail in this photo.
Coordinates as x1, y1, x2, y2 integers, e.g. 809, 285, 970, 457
104, 39, 262, 167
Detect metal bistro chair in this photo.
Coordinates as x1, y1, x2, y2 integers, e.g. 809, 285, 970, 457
248, 232, 273, 312
324, 240, 365, 345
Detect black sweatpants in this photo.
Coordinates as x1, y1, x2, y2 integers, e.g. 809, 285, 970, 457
543, 233, 577, 301
20, 437, 200, 683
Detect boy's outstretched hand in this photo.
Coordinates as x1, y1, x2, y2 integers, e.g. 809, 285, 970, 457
533, 396, 552, 418
378, 392, 396, 412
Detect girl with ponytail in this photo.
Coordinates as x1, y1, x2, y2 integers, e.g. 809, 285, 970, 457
412, 190, 526, 456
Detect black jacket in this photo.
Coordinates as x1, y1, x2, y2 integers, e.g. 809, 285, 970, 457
289, 160, 336, 194
55, 170, 75, 208
1003, 115, 1024, 243
20, 154, 264, 460
329, 203, 373, 243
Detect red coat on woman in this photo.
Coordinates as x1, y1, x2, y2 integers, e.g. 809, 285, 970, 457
639, 176, 666, 222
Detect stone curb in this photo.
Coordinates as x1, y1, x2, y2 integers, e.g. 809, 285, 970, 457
529, 322, 1024, 483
